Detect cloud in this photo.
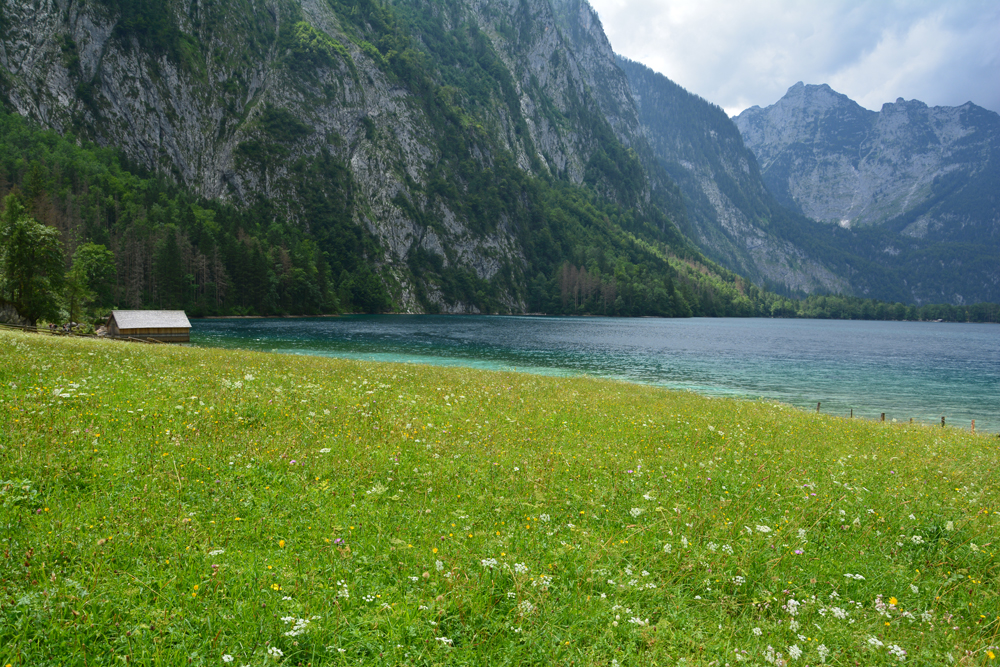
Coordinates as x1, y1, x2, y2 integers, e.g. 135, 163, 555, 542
588, 0, 1000, 114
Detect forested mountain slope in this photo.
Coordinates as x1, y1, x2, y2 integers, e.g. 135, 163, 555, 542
0, 0, 765, 317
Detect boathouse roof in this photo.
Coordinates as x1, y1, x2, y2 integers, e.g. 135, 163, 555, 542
110, 310, 191, 330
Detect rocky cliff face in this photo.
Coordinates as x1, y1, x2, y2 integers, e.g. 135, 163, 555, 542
0, 0, 679, 312
734, 83, 1000, 305
618, 59, 848, 295
735, 83, 1000, 242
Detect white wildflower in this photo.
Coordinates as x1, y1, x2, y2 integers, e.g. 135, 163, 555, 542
788, 644, 802, 660
267, 646, 284, 659
756, 525, 772, 533
514, 562, 528, 574
366, 482, 388, 496
888, 644, 907, 661
518, 600, 535, 615
752, 627, 762, 636
222, 656, 234, 664
436, 637, 454, 646
629, 507, 644, 518
817, 644, 829, 663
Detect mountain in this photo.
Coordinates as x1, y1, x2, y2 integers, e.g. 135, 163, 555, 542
0, 0, 767, 317
734, 83, 1000, 303
736, 83, 1000, 236
616, 57, 850, 296
1, 0, 995, 314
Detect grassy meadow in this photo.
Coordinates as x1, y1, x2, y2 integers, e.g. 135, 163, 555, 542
1, 329, 998, 666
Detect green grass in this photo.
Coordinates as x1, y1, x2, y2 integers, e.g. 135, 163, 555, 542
1, 329, 998, 666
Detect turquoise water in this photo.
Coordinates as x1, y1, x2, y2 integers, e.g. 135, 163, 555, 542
191, 316, 1000, 432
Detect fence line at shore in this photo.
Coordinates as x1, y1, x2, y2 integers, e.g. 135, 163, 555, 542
815, 400, 987, 434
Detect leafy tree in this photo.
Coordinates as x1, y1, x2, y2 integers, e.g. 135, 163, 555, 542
0, 193, 65, 325
65, 242, 116, 321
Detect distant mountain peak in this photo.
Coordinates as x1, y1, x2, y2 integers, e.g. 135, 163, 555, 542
734, 85, 1000, 304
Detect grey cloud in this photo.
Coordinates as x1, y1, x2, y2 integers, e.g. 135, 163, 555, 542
589, 0, 1000, 114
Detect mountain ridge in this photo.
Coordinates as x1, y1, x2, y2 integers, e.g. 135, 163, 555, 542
735, 82, 1000, 238
734, 81, 1000, 304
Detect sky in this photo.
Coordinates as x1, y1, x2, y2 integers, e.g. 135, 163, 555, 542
587, 0, 1000, 117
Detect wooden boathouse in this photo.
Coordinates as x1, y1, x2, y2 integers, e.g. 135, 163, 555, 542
106, 310, 191, 343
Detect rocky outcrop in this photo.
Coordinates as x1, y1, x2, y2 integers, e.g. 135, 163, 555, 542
0, 301, 30, 327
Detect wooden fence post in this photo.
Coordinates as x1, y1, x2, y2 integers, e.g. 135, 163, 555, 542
941, 416, 945, 428
881, 413, 885, 422
816, 402, 821, 413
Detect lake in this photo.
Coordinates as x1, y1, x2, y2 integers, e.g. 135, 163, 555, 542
191, 316, 1000, 433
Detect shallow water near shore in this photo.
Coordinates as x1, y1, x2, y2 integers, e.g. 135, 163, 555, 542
191, 316, 1000, 432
